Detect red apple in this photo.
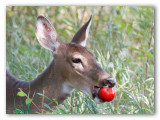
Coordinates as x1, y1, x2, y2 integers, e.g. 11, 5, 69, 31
98, 87, 115, 102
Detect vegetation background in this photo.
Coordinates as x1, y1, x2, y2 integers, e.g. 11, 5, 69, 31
6, 6, 154, 114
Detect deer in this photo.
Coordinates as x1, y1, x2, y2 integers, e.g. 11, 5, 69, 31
6, 15, 115, 114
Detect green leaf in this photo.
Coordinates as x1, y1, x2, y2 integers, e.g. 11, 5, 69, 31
62, 19, 73, 26
25, 98, 32, 105
13, 108, 24, 114
127, 23, 133, 33
17, 91, 25, 97
30, 33, 35, 37
121, 21, 126, 30
43, 103, 52, 110
132, 48, 154, 59
8, 11, 14, 17
52, 98, 59, 105
36, 93, 52, 101
57, 108, 67, 114
132, 48, 141, 52
25, 27, 34, 31
143, 51, 154, 59
52, 109, 59, 114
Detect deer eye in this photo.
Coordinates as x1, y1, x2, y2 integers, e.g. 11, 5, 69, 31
72, 58, 81, 63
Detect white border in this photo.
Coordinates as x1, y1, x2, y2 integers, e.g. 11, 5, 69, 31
0, 0, 159, 120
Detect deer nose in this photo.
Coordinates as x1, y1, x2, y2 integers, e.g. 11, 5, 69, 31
103, 78, 116, 87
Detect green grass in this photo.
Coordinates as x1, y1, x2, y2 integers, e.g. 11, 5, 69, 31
6, 6, 154, 114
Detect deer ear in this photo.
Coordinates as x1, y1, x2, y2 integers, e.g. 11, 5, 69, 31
35, 16, 60, 53
71, 16, 92, 47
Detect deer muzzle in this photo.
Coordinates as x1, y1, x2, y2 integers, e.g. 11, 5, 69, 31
102, 78, 116, 87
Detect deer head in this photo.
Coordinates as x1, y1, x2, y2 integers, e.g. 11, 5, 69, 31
35, 15, 115, 103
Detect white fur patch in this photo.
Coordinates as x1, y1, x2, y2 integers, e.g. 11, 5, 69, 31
79, 87, 92, 98
80, 40, 87, 47
94, 97, 102, 104
52, 42, 60, 54
62, 82, 74, 95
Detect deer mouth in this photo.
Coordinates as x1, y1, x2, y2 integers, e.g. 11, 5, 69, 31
92, 86, 105, 103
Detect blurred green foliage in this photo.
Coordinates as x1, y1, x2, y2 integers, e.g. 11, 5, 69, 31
6, 6, 154, 114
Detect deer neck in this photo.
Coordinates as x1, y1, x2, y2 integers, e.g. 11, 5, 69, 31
30, 60, 74, 104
